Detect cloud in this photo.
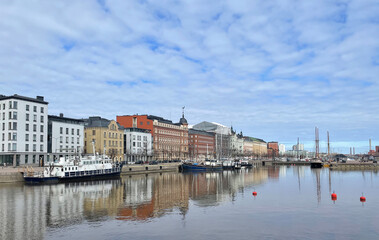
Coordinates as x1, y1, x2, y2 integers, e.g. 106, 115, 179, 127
0, 0, 378, 153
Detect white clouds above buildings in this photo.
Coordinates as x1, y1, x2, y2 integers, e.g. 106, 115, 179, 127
1, 0, 378, 151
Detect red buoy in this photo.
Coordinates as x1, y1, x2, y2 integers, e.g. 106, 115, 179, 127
331, 192, 337, 201
360, 195, 366, 202
252, 191, 257, 196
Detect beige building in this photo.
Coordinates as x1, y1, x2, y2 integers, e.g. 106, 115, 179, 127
83, 117, 124, 162
252, 140, 268, 157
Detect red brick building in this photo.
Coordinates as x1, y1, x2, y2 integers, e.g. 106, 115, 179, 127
267, 141, 279, 158
188, 129, 215, 160
117, 114, 188, 160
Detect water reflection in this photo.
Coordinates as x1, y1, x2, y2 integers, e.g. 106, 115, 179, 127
2, 166, 379, 240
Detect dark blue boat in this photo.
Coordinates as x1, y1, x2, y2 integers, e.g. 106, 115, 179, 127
180, 162, 223, 171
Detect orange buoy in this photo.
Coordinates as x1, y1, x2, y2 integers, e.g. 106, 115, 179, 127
360, 194, 366, 202
331, 191, 337, 200
252, 191, 257, 196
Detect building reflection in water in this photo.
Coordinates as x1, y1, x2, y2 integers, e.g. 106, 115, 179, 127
0, 168, 271, 239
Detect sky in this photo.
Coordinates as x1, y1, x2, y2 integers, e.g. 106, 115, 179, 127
1, 0, 378, 153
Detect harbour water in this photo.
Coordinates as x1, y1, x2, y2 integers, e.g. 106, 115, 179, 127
1, 166, 379, 240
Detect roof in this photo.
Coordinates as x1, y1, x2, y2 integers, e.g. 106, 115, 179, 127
124, 128, 151, 133
0, 94, 48, 104
147, 115, 173, 124
48, 115, 84, 125
244, 136, 266, 143
192, 121, 231, 135
83, 116, 124, 130
189, 129, 215, 137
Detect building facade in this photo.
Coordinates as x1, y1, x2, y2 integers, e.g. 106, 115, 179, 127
230, 130, 244, 157
279, 144, 286, 155
117, 114, 189, 160
47, 113, 84, 161
192, 121, 231, 160
124, 128, 153, 162
0, 94, 48, 166
188, 129, 215, 160
83, 117, 124, 162
267, 141, 279, 158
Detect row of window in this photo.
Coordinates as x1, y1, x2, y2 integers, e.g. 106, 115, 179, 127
58, 136, 81, 144
60, 127, 81, 135
0, 143, 44, 152
1, 101, 45, 113
131, 135, 148, 141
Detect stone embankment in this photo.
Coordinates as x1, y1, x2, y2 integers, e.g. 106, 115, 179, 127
329, 162, 379, 170
0, 167, 39, 183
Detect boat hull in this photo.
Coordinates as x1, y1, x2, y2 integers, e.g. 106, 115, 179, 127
181, 163, 222, 171
24, 171, 121, 184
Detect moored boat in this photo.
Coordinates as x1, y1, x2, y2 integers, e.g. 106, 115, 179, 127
24, 154, 122, 184
181, 160, 222, 171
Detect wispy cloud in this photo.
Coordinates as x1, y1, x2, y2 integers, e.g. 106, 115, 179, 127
1, 0, 378, 153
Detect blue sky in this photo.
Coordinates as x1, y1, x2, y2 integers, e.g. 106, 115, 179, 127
1, 0, 378, 153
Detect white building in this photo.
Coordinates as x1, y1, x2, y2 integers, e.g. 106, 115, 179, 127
279, 144, 286, 155
124, 128, 153, 162
48, 113, 84, 161
0, 94, 48, 166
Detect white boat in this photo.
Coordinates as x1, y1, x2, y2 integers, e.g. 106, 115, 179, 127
24, 154, 122, 184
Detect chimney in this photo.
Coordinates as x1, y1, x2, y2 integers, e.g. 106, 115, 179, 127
36, 96, 44, 101
59, 113, 64, 118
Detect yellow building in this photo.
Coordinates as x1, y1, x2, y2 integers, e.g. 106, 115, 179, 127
84, 117, 124, 162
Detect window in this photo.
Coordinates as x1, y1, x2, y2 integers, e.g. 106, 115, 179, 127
25, 134, 29, 141
13, 101, 17, 109
1, 133, 4, 141
40, 135, 44, 142
40, 125, 44, 132
2, 112, 4, 120
1, 144, 3, 151
33, 124, 36, 132
92, 130, 95, 135
71, 137, 74, 144
109, 132, 111, 138
143, 136, 147, 141
115, 133, 118, 138
104, 132, 106, 138
140, 121, 143, 125
26, 113, 29, 121
40, 116, 44, 123
40, 107, 44, 113
33, 144, 36, 152
77, 137, 79, 144
133, 142, 136, 147
66, 137, 68, 143
26, 124, 29, 131
137, 136, 141, 141
25, 144, 29, 151
12, 143, 17, 151
12, 112, 17, 120
26, 104, 29, 111
40, 145, 43, 151
104, 140, 106, 146
120, 134, 122, 139
2, 123, 4, 130
12, 122, 17, 130
60, 145, 63, 152
66, 128, 69, 134
60, 127, 63, 134
12, 133, 17, 141
133, 135, 136, 140
33, 134, 36, 142
33, 114, 37, 122
137, 142, 141, 147
77, 129, 80, 135
60, 136, 63, 143
72, 128, 74, 135
33, 106, 37, 112
25, 155, 29, 163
